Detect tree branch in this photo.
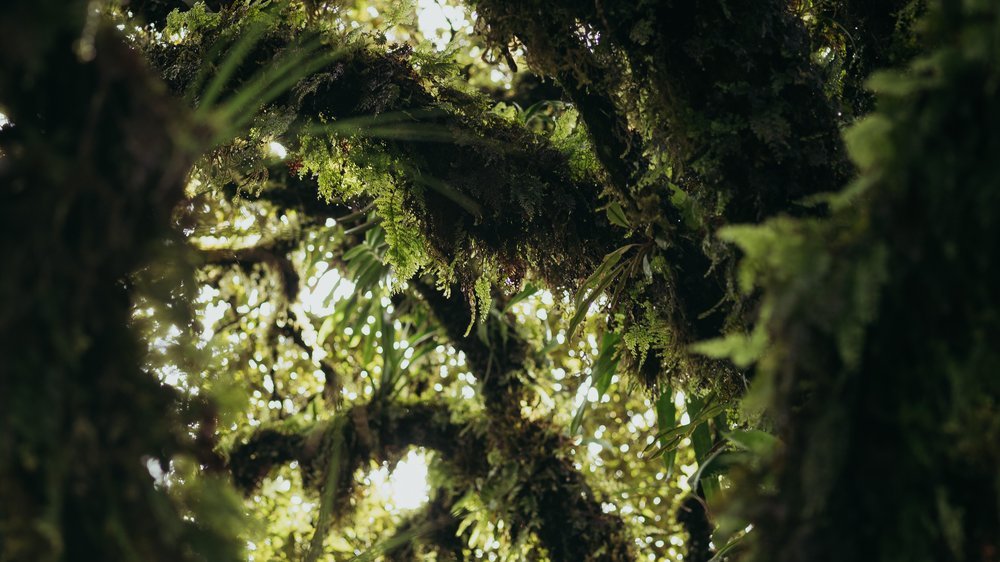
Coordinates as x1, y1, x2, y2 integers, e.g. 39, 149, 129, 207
410, 280, 635, 562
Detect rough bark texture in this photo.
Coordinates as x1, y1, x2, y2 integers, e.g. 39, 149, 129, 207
0, 2, 239, 560
7, 2, 999, 561
737, 5, 1000, 560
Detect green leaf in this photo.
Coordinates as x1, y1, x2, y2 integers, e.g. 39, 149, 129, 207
690, 329, 768, 368
570, 397, 589, 435
724, 429, 780, 456
654, 389, 677, 477
592, 333, 621, 396
605, 201, 630, 228
570, 332, 621, 434
567, 244, 637, 339
709, 533, 747, 562
844, 114, 894, 171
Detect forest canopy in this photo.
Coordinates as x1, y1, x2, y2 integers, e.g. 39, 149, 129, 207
1, 0, 998, 561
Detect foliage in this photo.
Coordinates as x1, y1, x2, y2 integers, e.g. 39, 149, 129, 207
2, 1, 998, 562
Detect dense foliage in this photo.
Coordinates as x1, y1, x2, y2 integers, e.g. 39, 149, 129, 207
1, 1, 998, 561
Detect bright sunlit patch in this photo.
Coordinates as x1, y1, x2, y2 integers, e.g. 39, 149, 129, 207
267, 140, 288, 160
152, 324, 182, 353
144, 457, 169, 487
368, 449, 430, 512
416, 0, 469, 50
301, 269, 356, 315
157, 364, 188, 389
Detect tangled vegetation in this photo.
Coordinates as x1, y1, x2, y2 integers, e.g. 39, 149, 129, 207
1, 0, 998, 561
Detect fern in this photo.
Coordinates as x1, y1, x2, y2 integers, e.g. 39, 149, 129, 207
375, 185, 431, 286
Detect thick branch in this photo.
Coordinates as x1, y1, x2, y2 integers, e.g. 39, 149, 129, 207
148, 24, 621, 293
227, 401, 482, 494
472, 0, 853, 372
220, 167, 356, 225
230, 391, 633, 562
412, 281, 634, 562
410, 278, 526, 415
677, 495, 714, 562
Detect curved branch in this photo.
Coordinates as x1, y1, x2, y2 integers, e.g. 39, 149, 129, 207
148, 19, 621, 293
472, 0, 853, 375
227, 402, 482, 495
228, 396, 633, 562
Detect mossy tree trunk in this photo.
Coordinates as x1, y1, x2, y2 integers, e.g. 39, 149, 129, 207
0, 2, 240, 560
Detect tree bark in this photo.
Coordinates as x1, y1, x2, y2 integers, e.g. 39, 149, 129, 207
0, 3, 238, 560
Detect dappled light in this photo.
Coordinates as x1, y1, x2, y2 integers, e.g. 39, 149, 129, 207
3, 1, 999, 562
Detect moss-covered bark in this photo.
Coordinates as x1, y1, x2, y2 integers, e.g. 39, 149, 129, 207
148, 16, 621, 294
727, 4, 1000, 560
415, 281, 635, 562
216, 179, 633, 560
8, 1, 997, 560
469, 0, 853, 389
229, 396, 633, 561
0, 2, 240, 560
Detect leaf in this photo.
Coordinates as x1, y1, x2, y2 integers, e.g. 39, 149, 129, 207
592, 333, 621, 396
654, 390, 677, 477
724, 429, 780, 456
341, 242, 371, 262
305, 416, 348, 562
605, 201, 630, 228
570, 397, 589, 435
567, 245, 637, 339
347, 518, 441, 562
644, 399, 729, 457
844, 114, 894, 171
316, 315, 337, 344
690, 329, 768, 368
709, 533, 747, 562
573, 245, 635, 304
667, 182, 700, 229
687, 394, 728, 501
688, 449, 747, 489
196, 17, 272, 110
687, 396, 714, 465
571, 333, 620, 434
